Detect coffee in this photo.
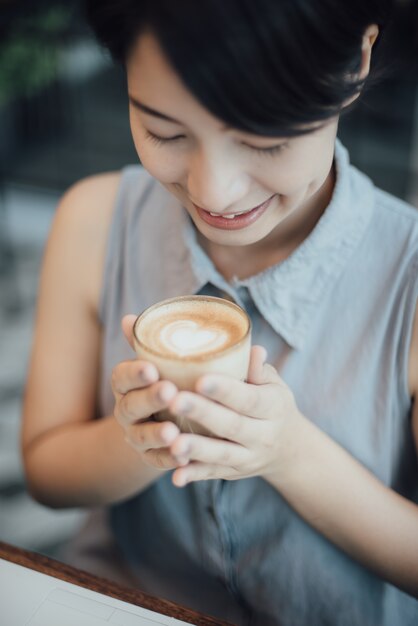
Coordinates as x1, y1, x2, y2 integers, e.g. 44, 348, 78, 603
133, 295, 252, 434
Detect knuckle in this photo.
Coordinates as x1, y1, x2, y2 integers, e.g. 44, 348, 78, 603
142, 450, 156, 467
127, 437, 143, 453
151, 396, 165, 414
225, 413, 241, 439
149, 448, 168, 469
263, 386, 282, 417
219, 448, 232, 464
147, 384, 164, 411
113, 403, 124, 426
155, 450, 167, 469
260, 430, 275, 450
119, 392, 139, 424
230, 465, 242, 477
127, 424, 145, 448
246, 389, 261, 415
205, 467, 216, 480
110, 365, 122, 394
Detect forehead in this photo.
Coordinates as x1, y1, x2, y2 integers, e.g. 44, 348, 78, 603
127, 33, 220, 124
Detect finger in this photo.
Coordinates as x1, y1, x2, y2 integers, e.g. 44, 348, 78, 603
126, 419, 180, 451
115, 380, 177, 426
247, 345, 266, 384
142, 447, 186, 471
168, 391, 258, 445
111, 359, 159, 397
172, 462, 242, 487
127, 421, 187, 470
194, 376, 268, 420
247, 345, 281, 386
121, 314, 138, 350
170, 433, 249, 467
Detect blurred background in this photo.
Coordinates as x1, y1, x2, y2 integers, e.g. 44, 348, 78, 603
0, 0, 417, 559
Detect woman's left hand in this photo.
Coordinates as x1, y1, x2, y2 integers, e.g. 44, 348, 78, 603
168, 346, 304, 487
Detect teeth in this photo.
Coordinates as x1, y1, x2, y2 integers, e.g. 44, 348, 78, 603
209, 212, 236, 219
209, 211, 246, 220
208, 210, 249, 219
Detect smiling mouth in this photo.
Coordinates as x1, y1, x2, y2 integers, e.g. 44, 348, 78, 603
195, 197, 271, 218
193, 195, 275, 230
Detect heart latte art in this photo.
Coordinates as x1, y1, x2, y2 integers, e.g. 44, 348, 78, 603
160, 320, 228, 357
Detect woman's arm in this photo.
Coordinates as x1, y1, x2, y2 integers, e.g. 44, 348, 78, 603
21, 174, 166, 507
266, 303, 418, 595
23, 414, 163, 508
264, 402, 418, 598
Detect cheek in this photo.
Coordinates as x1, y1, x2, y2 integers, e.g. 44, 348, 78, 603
138, 147, 184, 184
130, 126, 185, 184
262, 143, 334, 197
258, 160, 315, 197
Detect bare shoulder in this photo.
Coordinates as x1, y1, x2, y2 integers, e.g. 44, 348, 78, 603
56, 170, 121, 245
49, 170, 122, 313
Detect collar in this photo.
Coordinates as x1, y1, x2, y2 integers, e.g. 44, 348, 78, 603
140, 140, 375, 350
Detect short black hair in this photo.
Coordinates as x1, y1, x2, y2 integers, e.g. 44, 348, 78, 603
85, 0, 393, 137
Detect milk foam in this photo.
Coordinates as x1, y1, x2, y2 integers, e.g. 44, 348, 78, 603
160, 320, 228, 357
135, 296, 249, 360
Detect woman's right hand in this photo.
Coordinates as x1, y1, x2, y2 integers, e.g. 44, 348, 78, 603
111, 315, 185, 470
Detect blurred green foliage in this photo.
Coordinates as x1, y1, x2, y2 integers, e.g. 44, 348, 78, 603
0, 5, 74, 106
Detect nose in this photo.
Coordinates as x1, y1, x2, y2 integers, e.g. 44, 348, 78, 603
186, 146, 249, 212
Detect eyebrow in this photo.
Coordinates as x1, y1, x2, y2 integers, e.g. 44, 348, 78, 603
129, 95, 232, 131
129, 96, 185, 124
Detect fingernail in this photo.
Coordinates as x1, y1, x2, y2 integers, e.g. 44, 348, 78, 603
140, 366, 155, 383
173, 472, 188, 487
201, 379, 217, 395
176, 442, 191, 456
177, 399, 192, 415
158, 386, 173, 403
176, 456, 189, 466
161, 423, 178, 443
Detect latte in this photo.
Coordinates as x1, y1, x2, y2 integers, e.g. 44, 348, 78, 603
133, 295, 252, 434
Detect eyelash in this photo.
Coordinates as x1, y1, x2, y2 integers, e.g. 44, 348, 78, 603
144, 130, 286, 156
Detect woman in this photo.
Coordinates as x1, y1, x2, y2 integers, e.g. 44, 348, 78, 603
22, 1, 418, 624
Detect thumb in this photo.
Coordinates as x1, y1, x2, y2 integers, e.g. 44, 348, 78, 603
247, 345, 280, 385
121, 314, 138, 351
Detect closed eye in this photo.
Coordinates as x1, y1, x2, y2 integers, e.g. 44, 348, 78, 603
145, 129, 288, 156
241, 142, 288, 156
145, 130, 186, 145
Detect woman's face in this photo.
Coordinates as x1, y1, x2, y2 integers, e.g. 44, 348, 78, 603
126, 32, 338, 249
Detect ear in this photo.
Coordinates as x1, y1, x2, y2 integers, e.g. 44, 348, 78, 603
358, 24, 380, 81
344, 24, 379, 107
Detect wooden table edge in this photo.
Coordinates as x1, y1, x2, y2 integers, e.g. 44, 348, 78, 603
0, 541, 233, 626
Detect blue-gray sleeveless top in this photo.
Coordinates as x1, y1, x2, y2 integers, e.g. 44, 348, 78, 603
99, 141, 418, 626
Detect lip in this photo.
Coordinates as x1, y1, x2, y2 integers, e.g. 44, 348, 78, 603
193, 195, 275, 231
